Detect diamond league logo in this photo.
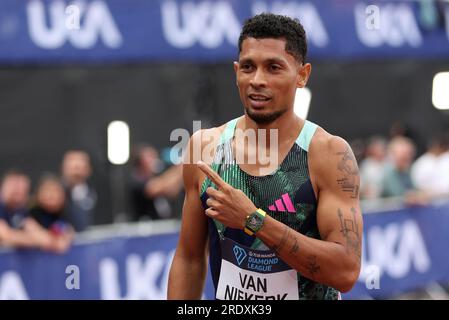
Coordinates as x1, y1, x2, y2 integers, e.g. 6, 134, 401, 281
233, 245, 247, 266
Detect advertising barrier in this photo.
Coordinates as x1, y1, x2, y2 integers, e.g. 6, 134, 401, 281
1, 202, 449, 299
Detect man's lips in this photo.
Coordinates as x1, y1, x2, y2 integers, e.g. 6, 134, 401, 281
248, 93, 271, 108
248, 93, 271, 101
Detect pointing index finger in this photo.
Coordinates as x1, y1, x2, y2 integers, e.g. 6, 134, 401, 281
197, 161, 228, 190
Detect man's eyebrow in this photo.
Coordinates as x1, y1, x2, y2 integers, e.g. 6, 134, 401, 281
265, 57, 287, 65
238, 57, 287, 65
238, 57, 254, 64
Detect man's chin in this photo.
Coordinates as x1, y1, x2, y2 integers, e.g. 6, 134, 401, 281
245, 108, 286, 125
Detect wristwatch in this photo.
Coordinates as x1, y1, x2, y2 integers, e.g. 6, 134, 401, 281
244, 208, 267, 236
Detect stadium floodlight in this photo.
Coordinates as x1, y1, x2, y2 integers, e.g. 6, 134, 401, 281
107, 121, 130, 165
432, 72, 449, 110
294, 87, 312, 120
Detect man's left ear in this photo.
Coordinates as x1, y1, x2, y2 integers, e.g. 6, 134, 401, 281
297, 63, 312, 88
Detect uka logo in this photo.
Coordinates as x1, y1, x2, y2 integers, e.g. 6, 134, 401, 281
99, 251, 176, 300
27, 0, 123, 49
355, 2, 423, 47
359, 219, 431, 290
161, 0, 329, 49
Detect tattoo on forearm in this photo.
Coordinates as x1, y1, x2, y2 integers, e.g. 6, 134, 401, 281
336, 147, 359, 198
338, 207, 361, 260
289, 238, 299, 255
305, 255, 320, 279
273, 224, 290, 255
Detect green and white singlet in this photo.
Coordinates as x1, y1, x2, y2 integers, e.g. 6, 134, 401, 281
200, 118, 340, 300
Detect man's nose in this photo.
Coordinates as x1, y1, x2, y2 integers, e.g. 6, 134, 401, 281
250, 69, 267, 88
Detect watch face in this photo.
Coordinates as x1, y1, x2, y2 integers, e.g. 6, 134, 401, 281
248, 213, 263, 230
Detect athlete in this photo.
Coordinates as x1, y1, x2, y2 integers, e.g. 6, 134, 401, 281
168, 13, 363, 300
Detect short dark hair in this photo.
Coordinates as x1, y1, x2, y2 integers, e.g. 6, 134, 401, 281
238, 13, 308, 64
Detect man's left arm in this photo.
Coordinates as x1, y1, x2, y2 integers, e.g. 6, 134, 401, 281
198, 136, 363, 293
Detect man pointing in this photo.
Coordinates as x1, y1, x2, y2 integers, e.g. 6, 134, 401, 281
168, 13, 362, 300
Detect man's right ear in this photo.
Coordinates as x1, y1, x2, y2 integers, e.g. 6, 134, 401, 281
233, 61, 239, 87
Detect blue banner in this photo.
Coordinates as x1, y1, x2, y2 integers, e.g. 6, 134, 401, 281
0, 232, 215, 299
0, 0, 448, 64
1, 202, 449, 299
343, 202, 449, 299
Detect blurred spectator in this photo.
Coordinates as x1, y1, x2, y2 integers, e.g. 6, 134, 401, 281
29, 174, 75, 253
61, 150, 97, 232
389, 121, 424, 155
129, 144, 182, 221
381, 136, 417, 198
0, 170, 54, 251
411, 134, 449, 197
0, 170, 30, 229
0, 170, 37, 248
360, 137, 388, 199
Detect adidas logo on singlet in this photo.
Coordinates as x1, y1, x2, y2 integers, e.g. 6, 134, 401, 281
268, 193, 296, 213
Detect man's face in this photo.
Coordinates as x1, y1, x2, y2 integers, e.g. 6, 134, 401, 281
62, 151, 91, 185
391, 143, 414, 171
139, 147, 161, 175
37, 181, 65, 214
0, 175, 30, 210
234, 37, 311, 124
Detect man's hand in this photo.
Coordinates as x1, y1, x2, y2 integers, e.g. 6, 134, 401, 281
197, 161, 257, 230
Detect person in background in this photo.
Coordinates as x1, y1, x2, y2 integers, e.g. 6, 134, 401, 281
381, 136, 426, 205
0, 170, 55, 250
389, 121, 424, 156
411, 133, 449, 198
129, 144, 170, 221
360, 137, 388, 199
29, 174, 75, 253
61, 150, 97, 232
0, 170, 38, 248
0, 170, 30, 229
129, 144, 182, 221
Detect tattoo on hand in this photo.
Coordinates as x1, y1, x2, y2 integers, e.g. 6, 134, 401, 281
273, 224, 290, 255
305, 255, 320, 279
338, 207, 361, 260
336, 147, 359, 198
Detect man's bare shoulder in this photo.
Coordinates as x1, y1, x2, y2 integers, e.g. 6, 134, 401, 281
194, 126, 226, 147
182, 122, 229, 190
308, 127, 358, 187
185, 124, 227, 165
310, 127, 353, 158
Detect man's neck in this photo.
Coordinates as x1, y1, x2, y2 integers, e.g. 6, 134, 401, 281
240, 111, 304, 147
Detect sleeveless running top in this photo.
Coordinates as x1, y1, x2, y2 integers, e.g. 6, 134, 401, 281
200, 117, 340, 300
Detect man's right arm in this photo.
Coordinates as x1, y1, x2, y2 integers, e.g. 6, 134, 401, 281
0, 218, 49, 249
167, 130, 211, 299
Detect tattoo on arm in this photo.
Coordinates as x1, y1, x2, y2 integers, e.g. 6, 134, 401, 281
273, 224, 290, 255
289, 237, 299, 255
336, 147, 359, 198
338, 207, 361, 260
305, 255, 320, 280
